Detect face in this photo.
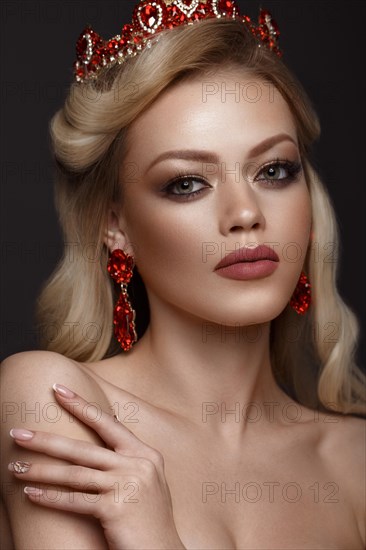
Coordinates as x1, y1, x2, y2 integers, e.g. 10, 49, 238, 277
113, 69, 312, 326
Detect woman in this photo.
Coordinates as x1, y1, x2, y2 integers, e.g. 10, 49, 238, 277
1, 0, 365, 548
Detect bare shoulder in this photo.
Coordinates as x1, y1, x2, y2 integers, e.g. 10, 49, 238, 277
0, 351, 109, 548
0, 348, 113, 456
0, 349, 112, 488
318, 412, 365, 542
318, 412, 365, 463
1, 349, 106, 400
0, 349, 112, 450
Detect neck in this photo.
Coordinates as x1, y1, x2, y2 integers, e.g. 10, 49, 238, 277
133, 293, 289, 438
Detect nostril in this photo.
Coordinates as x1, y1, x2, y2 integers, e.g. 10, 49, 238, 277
230, 222, 260, 232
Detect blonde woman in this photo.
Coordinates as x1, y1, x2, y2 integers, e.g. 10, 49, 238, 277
1, 1, 365, 548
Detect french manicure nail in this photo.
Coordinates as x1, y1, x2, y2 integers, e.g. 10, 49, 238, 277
53, 383, 76, 398
9, 461, 31, 473
24, 486, 43, 496
9, 429, 34, 441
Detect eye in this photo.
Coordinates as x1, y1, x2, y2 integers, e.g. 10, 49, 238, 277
255, 159, 302, 187
162, 173, 210, 200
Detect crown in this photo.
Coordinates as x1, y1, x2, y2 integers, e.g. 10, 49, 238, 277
74, 0, 281, 83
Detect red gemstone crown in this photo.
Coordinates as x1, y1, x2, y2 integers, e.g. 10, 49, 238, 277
74, 0, 281, 83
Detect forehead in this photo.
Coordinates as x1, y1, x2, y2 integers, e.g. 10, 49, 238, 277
125, 69, 297, 160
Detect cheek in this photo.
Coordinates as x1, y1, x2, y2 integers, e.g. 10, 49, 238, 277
292, 188, 312, 257
124, 198, 206, 287
268, 185, 312, 264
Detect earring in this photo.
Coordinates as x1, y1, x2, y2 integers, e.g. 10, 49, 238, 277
107, 249, 137, 351
290, 271, 311, 314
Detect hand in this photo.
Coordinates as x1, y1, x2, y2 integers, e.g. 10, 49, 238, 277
8, 384, 186, 550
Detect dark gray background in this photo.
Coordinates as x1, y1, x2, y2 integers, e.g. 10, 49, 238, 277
1, 0, 365, 367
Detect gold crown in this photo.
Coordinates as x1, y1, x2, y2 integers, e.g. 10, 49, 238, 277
74, 0, 281, 83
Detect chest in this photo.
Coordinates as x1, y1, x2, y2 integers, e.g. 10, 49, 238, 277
152, 433, 362, 549
95, 378, 363, 549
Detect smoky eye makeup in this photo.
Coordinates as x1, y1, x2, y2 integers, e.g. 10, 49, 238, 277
253, 157, 303, 187
157, 156, 303, 201
160, 170, 211, 201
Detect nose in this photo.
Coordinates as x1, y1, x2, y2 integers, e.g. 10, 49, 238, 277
217, 176, 265, 236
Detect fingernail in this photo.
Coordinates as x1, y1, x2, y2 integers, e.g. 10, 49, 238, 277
53, 383, 76, 398
9, 461, 31, 473
24, 486, 43, 496
9, 429, 34, 441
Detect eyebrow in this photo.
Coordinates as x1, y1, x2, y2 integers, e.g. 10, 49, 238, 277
145, 133, 298, 174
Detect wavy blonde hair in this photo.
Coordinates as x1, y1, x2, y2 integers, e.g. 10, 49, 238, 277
36, 17, 365, 416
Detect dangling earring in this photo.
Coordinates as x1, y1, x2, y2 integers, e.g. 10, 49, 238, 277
290, 271, 311, 314
107, 249, 137, 351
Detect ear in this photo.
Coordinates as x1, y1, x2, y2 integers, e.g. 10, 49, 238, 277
104, 204, 135, 257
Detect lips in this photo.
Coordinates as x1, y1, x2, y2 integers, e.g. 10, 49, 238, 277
214, 244, 279, 270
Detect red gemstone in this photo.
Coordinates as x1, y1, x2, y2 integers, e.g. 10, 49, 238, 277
140, 4, 159, 28
74, 62, 85, 79
133, 1, 169, 35
107, 250, 134, 284
191, 2, 211, 20
114, 294, 137, 351
74, 25, 106, 79
106, 39, 119, 54
118, 35, 130, 49
258, 9, 280, 37
122, 23, 133, 38
217, 0, 237, 17
198, 1, 212, 15
290, 273, 311, 315
76, 35, 88, 57
133, 34, 143, 45
90, 56, 101, 67
76, 26, 103, 58
166, 4, 186, 25
258, 9, 271, 26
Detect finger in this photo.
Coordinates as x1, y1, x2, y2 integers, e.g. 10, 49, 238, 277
52, 384, 155, 458
23, 486, 103, 516
9, 429, 121, 470
9, 462, 108, 489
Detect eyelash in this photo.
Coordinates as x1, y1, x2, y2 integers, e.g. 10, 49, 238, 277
161, 159, 303, 201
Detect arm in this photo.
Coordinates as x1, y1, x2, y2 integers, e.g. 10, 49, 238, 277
1, 351, 110, 549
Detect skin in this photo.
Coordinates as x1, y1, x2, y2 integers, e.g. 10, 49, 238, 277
1, 70, 365, 549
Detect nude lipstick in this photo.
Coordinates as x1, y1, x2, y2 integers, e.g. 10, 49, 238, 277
214, 244, 279, 280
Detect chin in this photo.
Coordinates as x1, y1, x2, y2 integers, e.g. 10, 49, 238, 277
197, 301, 289, 331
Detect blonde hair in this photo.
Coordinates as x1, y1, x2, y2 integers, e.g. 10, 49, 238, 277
36, 17, 365, 415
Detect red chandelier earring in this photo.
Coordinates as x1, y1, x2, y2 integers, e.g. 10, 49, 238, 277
290, 271, 311, 314
107, 249, 138, 351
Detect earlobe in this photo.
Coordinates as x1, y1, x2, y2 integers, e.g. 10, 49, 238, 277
104, 229, 127, 253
